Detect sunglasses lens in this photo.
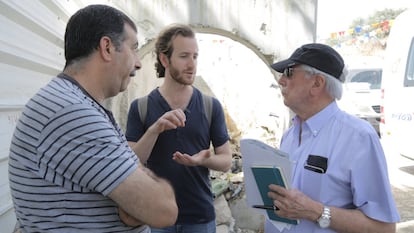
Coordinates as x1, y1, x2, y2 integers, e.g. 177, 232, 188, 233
283, 67, 293, 77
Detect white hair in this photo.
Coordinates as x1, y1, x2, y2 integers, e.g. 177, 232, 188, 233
299, 64, 347, 100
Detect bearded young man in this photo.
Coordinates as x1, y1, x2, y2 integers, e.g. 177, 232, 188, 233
125, 24, 232, 233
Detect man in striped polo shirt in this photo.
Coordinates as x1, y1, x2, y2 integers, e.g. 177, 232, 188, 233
8, 4, 177, 233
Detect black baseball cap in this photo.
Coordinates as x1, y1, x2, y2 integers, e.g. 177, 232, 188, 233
271, 43, 345, 81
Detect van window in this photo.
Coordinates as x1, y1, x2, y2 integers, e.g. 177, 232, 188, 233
350, 70, 382, 89
404, 37, 414, 87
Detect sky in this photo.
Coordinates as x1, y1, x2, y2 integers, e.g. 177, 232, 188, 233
317, 0, 414, 38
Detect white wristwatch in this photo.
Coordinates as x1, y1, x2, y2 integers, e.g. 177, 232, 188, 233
317, 206, 331, 228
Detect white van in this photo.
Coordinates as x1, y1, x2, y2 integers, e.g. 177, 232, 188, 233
380, 8, 414, 159
339, 67, 382, 136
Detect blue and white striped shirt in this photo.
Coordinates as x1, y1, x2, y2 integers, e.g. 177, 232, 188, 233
8, 74, 147, 233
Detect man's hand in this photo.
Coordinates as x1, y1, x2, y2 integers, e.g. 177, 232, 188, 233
268, 184, 322, 222
172, 149, 211, 167
119, 207, 143, 227
150, 109, 186, 134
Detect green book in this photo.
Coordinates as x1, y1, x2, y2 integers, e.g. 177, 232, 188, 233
251, 166, 299, 225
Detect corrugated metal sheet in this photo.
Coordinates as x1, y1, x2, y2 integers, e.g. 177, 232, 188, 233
0, 1, 71, 231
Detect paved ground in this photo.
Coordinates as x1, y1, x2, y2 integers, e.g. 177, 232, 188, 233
381, 138, 414, 233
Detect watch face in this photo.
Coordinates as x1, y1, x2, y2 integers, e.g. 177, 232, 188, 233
319, 218, 330, 228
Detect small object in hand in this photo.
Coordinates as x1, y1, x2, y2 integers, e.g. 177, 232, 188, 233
253, 204, 279, 211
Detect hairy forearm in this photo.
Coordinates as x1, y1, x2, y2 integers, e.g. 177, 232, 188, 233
135, 176, 177, 227
202, 142, 232, 172
118, 207, 143, 226
202, 152, 232, 172
268, 185, 396, 233
329, 207, 396, 233
109, 168, 178, 228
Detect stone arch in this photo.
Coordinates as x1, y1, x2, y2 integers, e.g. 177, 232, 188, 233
195, 26, 275, 69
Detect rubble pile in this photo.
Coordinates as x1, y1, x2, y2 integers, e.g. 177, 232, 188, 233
210, 110, 280, 233
211, 147, 265, 233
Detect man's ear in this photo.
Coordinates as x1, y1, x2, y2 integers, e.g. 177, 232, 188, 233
310, 74, 326, 96
159, 53, 169, 68
313, 74, 325, 88
99, 36, 113, 61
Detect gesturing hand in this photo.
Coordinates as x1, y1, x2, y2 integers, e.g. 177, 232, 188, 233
172, 149, 211, 167
151, 109, 186, 134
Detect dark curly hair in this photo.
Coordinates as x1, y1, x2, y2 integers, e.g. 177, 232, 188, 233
154, 24, 195, 78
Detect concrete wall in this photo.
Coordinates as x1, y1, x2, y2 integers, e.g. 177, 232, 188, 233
0, 0, 316, 231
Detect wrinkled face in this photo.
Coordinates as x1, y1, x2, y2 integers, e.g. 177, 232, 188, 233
277, 66, 316, 112
110, 24, 141, 96
166, 35, 198, 85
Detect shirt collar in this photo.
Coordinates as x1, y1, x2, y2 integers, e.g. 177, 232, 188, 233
293, 101, 340, 137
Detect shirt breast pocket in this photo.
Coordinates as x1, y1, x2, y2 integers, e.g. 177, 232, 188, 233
305, 155, 328, 174
301, 155, 328, 198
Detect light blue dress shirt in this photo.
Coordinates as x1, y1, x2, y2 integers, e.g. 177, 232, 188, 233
265, 101, 400, 232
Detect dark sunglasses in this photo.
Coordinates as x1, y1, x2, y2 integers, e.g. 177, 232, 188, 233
282, 67, 312, 78
282, 67, 295, 78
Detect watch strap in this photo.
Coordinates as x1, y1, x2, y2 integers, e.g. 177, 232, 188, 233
317, 206, 331, 228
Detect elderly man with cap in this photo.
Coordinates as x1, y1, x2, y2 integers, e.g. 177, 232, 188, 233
264, 43, 400, 233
